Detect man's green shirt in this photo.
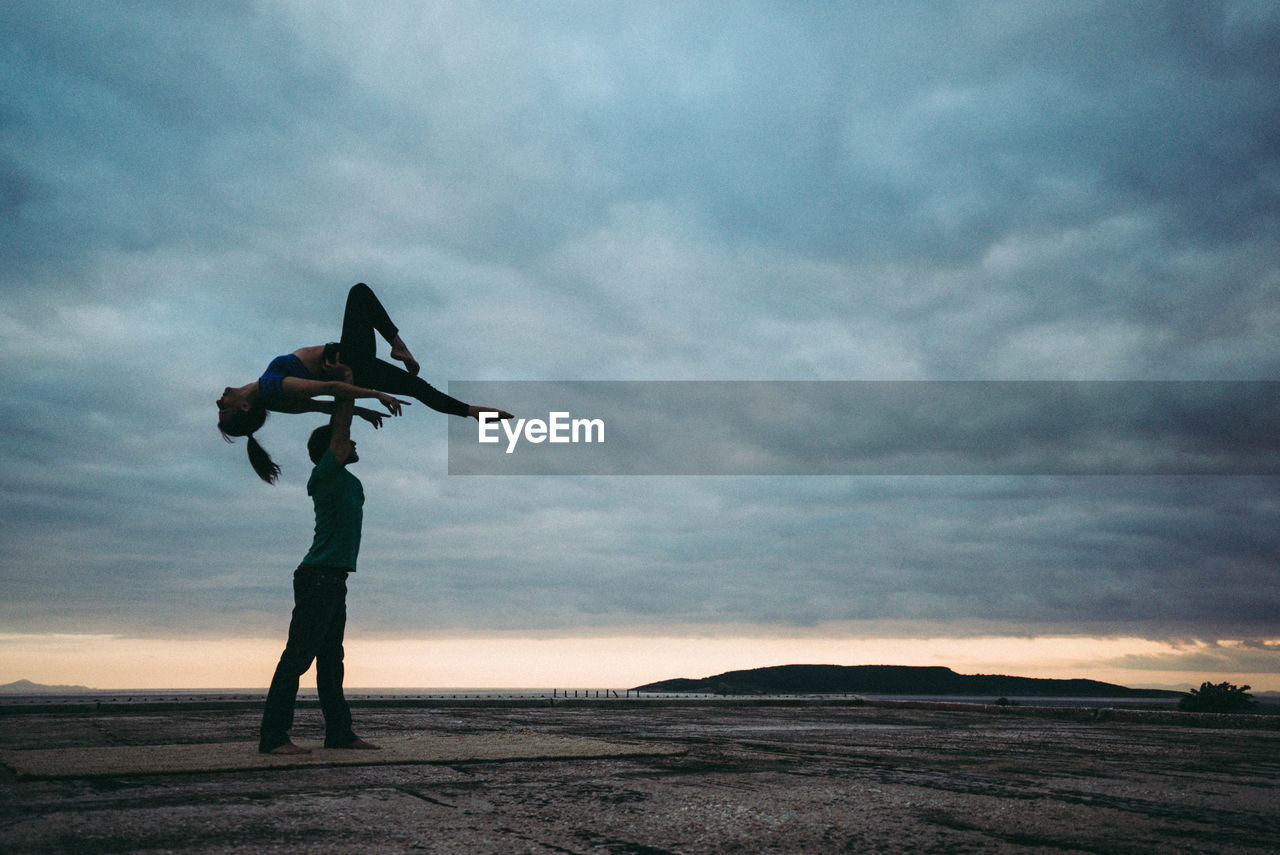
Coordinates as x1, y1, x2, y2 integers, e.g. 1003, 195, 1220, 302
300, 449, 364, 570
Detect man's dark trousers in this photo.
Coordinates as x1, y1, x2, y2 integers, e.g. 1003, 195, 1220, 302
259, 566, 357, 752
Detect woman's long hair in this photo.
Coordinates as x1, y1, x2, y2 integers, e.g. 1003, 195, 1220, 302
219, 405, 281, 484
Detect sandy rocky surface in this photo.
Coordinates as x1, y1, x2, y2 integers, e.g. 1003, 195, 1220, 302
1, 699, 1278, 854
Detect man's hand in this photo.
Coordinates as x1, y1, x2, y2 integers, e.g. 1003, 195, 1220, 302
322, 357, 353, 382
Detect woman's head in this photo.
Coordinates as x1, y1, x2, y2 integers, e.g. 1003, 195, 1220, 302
218, 402, 280, 484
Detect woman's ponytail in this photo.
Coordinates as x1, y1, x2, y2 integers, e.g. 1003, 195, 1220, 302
219, 405, 279, 484
246, 434, 281, 484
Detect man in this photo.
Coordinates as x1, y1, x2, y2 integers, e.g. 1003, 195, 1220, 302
259, 396, 381, 754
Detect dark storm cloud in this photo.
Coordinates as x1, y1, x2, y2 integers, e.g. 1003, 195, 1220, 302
0, 2, 357, 283
0, 1, 1278, 647
559, 2, 1280, 265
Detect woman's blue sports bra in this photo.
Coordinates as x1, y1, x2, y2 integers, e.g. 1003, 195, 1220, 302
258, 354, 311, 406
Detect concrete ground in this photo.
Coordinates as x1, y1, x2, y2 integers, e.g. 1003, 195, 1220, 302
2, 699, 1277, 854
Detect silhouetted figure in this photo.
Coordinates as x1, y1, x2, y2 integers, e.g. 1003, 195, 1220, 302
258, 398, 379, 754
219, 282, 511, 483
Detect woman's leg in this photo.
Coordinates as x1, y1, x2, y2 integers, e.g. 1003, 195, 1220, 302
338, 283, 398, 365
337, 282, 470, 417
356, 358, 470, 417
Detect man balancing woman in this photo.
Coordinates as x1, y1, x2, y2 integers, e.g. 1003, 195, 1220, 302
258, 396, 376, 754
244, 283, 513, 753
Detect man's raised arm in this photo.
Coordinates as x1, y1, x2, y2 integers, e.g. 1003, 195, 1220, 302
329, 398, 356, 465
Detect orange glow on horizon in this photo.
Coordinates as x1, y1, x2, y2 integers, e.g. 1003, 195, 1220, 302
2, 633, 1276, 693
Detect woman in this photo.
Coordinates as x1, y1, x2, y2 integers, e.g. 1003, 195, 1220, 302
219, 282, 510, 483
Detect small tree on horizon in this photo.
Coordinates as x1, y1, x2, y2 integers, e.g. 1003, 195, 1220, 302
1178, 681, 1257, 713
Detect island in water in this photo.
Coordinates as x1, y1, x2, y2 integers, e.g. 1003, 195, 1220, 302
0, 679, 94, 694
634, 664, 1184, 699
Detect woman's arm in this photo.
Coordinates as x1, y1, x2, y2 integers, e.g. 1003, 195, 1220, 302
267, 397, 329, 415
269, 396, 385, 427
279, 376, 409, 416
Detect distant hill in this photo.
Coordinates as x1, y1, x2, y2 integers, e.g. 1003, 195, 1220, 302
634, 664, 1184, 699
0, 679, 93, 694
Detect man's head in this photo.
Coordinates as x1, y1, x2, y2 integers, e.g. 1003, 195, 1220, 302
308, 424, 358, 465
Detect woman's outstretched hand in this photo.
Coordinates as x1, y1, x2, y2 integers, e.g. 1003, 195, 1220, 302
356, 408, 385, 429
377, 392, 411, 416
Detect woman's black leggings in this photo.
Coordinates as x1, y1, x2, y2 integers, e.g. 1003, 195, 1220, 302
337, 283, 469, 417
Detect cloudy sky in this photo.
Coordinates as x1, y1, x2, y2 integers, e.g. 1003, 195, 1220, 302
2, 1, 1278, 691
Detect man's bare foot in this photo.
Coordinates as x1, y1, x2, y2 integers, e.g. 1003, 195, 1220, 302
389, 337, 419, 376
333, 737, 381, 750
265, 743, 311, 755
